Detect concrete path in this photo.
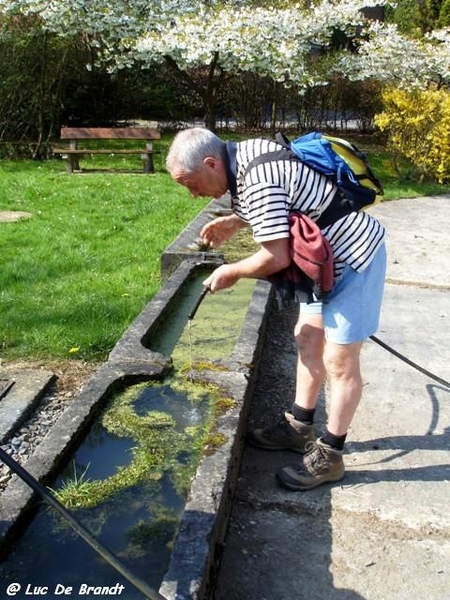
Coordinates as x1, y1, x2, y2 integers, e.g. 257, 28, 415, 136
214, 195, 450, 600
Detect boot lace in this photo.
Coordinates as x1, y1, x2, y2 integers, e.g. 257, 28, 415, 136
302, 441, 330, 474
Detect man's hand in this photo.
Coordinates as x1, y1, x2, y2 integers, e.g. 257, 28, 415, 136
203, 264, 239, 293
203, 238, 291, 293
200, 214, 246, 249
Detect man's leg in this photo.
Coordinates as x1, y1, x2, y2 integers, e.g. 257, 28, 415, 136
247, 310, 325, 452
324, 339, 363, 436
276, 244, 386, 490
276, 340, 363, 491
293, 311, 326, 410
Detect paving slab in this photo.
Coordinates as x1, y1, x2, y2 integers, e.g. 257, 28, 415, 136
0, 369, 55, 443
368, 195, 450, 288
214, 195, 450, 600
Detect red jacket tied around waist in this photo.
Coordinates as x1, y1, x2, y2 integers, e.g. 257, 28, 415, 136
268, 212, 334, 307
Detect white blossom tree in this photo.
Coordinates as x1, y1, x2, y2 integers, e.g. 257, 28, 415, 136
0, 0, 388, 128
1, 0, 448, 128
128, 0, 392, 128
338, 22, 450, 90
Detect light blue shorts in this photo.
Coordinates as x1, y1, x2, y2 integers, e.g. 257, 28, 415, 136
300, 243, 387, 344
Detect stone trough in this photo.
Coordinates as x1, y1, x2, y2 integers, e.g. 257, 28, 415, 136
0, 197, 272, 600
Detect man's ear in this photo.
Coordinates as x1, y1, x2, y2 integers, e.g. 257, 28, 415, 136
203, 156, 218, 169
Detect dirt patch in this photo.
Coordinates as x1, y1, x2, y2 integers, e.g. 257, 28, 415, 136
0, 211, 32, 222
0, 358, 98, 396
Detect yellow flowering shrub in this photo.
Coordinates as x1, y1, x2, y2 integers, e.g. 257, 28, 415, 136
375, 88, 450, 183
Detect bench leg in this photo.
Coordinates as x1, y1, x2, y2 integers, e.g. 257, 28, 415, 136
66, 154, 80, 173
141, 153, 154, 174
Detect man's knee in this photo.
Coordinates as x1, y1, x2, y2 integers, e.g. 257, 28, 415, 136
294, 315, 324, 362
323, 341, 362, 380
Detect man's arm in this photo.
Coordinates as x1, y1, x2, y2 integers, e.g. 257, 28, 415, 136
203, 238, 291, 293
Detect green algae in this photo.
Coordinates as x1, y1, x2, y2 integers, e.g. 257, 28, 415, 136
203, 432, 227, 456
219, 227, 259, 263
126, 511, 179, 556
151, 276, 256, 361
53, 376, 231, 510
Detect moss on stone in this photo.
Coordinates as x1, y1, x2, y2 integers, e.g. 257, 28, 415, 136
204, 432, 227, 455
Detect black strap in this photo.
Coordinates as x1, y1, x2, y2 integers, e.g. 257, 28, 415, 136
225, 141, 238, 197
316, 191, 355, 229
244, 147, 293, 175
244, 144, 357, 230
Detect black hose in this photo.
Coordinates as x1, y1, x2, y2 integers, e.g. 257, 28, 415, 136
188, 286, 210, 320
370, 335, 450, 388
0, 447, 167, 600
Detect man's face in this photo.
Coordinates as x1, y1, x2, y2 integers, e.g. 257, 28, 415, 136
172, 157, 228, 199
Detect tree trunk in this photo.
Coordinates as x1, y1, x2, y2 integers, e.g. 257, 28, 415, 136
204, 51, 220, 131
270, 81, 279, 137
164, 53, 221, 131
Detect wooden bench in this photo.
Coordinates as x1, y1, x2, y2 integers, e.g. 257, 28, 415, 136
53, 127, 161, 173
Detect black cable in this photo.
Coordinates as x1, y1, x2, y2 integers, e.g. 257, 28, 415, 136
0, 447, 166, 600
370, 335, 450, 389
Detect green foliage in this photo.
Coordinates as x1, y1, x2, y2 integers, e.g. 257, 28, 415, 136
0, 14, 202, 151
427, 0, 444, 22
0, 19, 67, 153
386, 0, 448, 33
438, 0, 450, 25
386, 0, 423, 34
375, 87, 450, 183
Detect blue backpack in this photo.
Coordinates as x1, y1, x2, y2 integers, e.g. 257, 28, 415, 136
246, 131, 384, 228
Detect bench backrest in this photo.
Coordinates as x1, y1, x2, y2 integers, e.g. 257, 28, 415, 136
60, 127, 161, 140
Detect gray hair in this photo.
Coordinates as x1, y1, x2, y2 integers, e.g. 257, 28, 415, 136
166, 127, 226, 174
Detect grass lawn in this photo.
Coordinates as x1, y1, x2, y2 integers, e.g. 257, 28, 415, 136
0, 153, 209, 362
1, 134, 449, 365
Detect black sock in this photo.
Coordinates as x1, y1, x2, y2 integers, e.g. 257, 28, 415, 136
322, 429, 347, 451
290, 404, 315, 425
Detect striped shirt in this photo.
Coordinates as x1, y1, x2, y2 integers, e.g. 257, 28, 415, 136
230, 138, 386, 280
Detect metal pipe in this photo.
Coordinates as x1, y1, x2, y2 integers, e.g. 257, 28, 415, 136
0, 447, 167, 600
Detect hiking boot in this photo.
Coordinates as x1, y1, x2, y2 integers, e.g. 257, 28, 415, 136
247, 411, 315, 453
276, 438, 345, 491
